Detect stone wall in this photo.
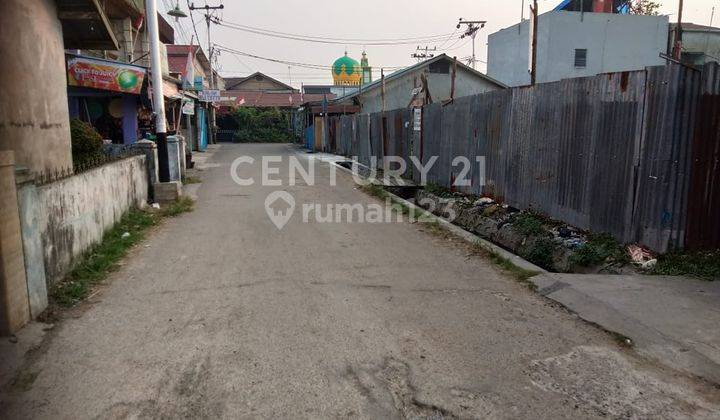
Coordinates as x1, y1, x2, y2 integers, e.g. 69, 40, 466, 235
24, 156, 149, 286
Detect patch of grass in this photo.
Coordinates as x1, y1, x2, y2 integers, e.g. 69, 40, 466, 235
51, 198, 194, 307
8, 370, 40, 392
182, 176, 202, 184
569, 233, 627, 267
512, 212, 545, 236
471, 241, 540, 289
159, 195, 195, 217
652, 249, 720, 280
424, 183, 456, 198
521, 237, 557, 270
360, 183, 387, 199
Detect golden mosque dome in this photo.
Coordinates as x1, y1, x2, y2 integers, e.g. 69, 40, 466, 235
332, 52, 362, 86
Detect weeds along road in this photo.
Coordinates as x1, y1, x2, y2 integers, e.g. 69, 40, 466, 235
2, 143, 719, 419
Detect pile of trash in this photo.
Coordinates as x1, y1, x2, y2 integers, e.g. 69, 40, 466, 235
415, 189, 654, 274
627, 245, 657, 269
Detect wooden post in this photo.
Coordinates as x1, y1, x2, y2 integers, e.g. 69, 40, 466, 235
673, 0, 684, 60
450, 56, 457, 102
380, 68, 386, 113
530, 0, 538, 85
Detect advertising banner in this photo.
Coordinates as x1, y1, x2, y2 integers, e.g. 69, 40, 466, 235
198, 90, 221, 102
193, 76, 204, 91
181, 98, 195, 115
67, 56, 146, 94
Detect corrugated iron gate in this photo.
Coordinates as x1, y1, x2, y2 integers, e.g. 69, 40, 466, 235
326, 62, 720, 252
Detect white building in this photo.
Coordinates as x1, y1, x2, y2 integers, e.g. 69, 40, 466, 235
487, 11, 669, 87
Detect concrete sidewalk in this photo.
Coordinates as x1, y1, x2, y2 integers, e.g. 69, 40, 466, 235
531, 273, 720, 384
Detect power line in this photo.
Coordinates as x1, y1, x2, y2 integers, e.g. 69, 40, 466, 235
214, 44, 407, 71
456, 18, 487, 69
215, 17, 456, 42
411, 45, 437, 62
185, 0, 202, 46
212, 18, 458, 46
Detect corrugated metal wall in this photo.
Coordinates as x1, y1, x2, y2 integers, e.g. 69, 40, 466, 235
686, 63, 720, 249
326, 63, 719, 252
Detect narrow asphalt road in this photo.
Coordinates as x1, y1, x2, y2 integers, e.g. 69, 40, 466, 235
2, 143, 719, 419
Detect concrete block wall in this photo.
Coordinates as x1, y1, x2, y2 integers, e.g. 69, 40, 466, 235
30, 156, 149, 285
15, 169, 48, 318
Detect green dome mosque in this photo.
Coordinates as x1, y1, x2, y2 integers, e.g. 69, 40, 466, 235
332, 51, 372, 86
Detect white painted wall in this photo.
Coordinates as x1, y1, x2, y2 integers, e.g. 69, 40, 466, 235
34, 156, 149, 284
488, 12, 669, 87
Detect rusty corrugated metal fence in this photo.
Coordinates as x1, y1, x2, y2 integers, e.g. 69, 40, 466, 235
324, 63, 720, 252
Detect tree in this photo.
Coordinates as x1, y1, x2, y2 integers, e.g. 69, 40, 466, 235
626, 0, 661, 16
230, 107, 291, 143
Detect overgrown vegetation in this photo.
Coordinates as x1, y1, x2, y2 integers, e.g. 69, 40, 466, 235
512, 212, 545, 236
70, 118, 104, 167
521, 237, 557, 270
362, 183, 435, 222
652, 249, 720, 280
425, 183, 458, 198
569, 233, 628, 267
231, 106, 292, 143
51, 198, 194, 307
480, 246, 540, 288
361, 183, 387, 199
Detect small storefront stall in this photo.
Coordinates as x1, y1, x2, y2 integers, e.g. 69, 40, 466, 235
66, 54, 147, 144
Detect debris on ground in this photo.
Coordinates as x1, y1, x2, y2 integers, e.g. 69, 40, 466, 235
627, 245, 656, 268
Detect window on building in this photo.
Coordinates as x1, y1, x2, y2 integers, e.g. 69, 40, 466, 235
574, 49, 587, 68
428, 60, 450, 74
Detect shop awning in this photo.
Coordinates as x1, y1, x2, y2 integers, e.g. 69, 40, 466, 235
56, 0, 119, 50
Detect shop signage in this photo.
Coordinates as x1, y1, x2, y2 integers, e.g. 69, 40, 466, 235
67, 56, 145, 94
182, 98, 195, 115
198, 90, 221, 102
193, 76, 204, 91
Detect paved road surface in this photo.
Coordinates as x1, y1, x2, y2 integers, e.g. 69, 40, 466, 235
2, 143, 719, 419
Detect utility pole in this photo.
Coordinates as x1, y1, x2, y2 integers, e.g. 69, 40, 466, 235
457, 18, 486, 69
189, 2, 224, 143
146, 0, 170, 181
530, 0, 538, 85
411, 45, 437, 62
673, 0, 684, 60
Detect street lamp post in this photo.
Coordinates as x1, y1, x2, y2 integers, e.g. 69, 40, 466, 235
189, 2, 224, 144
146, 0, 170, 182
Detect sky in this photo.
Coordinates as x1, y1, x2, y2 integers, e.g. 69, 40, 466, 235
160, 0, 719, 88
